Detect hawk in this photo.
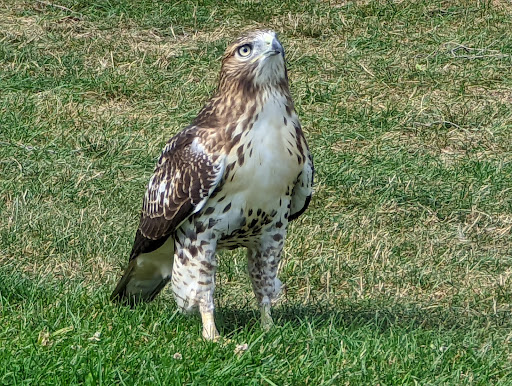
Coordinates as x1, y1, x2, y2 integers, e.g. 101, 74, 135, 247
111, 30, 314, 340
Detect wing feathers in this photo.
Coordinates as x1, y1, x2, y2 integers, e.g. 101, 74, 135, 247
137, 127, 224, 244
290, 140, 314, 222
111, 127, 225, 303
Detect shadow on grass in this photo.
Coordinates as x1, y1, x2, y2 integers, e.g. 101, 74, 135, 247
2, 267, 510, 336
216, 301, 512, 335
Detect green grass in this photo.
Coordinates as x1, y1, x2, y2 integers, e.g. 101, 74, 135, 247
1, 0, 512, 383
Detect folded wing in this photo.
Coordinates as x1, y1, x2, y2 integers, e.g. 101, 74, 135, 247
111, 127, 225, 303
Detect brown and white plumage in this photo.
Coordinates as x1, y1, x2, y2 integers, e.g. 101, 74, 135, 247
111, 30, 313, 340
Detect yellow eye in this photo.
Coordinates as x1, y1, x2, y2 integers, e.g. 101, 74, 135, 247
237, 44, 252, 57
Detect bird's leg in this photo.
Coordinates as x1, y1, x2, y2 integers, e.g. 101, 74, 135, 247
247, 246, 283, 332
199, 294, 219, 341
172, 230, 220, 341
260, 296, 274, 331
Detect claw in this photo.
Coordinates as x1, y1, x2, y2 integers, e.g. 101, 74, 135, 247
202, 325, 220, 341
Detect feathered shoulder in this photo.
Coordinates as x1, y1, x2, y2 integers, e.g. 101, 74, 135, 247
129, 126, 225, 259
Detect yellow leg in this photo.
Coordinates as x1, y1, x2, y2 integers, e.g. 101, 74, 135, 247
260, 297, 274, 331
200, 300, 220, 341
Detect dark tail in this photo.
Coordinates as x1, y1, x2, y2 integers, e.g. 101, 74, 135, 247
111, 237, 175, 305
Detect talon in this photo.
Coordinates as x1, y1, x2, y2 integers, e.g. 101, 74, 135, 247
215, 336, 233, 347
202, 326, 220, 341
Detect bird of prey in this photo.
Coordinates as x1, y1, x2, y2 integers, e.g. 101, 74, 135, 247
111, 30, 314, 340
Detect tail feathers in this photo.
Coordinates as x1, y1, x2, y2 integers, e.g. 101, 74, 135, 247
111, 237, 174, 305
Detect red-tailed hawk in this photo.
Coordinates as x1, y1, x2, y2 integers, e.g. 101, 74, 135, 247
111, 30, 314, 340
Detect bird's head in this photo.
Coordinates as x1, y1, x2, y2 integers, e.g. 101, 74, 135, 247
195, 30, 292, 128
218, 30, 288, 93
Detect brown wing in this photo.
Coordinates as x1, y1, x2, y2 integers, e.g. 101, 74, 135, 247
289, 125, 314, 221
131, 127, 225, 259
111, 127, 225, 303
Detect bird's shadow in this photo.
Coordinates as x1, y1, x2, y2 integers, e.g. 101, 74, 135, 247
215, 302, 512, 336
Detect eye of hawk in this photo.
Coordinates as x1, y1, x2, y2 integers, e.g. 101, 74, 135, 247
237, 44, 252, 57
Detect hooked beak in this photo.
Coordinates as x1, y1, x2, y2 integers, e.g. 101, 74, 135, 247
269, 37, 284, 56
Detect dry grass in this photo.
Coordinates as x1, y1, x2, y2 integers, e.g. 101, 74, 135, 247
1, 0, 512, 384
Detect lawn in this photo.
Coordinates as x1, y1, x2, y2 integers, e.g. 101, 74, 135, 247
1, 0, 512, 384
